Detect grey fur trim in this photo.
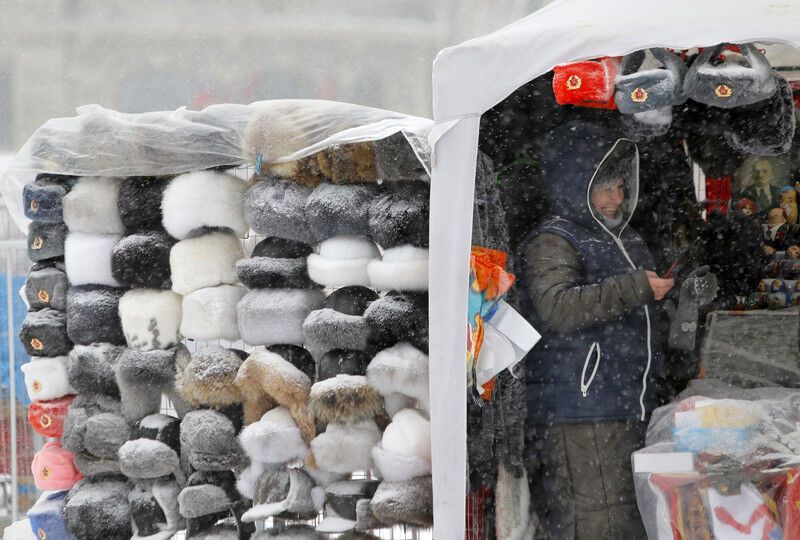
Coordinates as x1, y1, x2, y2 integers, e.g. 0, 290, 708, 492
236, 256, 316, 289
66, 285, 126, 346
27, 221, 66, 262
243, 467, 317, 521
180, 409, 245, 472
243, 176, 314, 243
370, 476, 433, 527
73, 452, 122, 477
62, 393, 122, 454
367, 182, 429, 249
237, 288, 325, 346
373, 132, 428, 181
68, 344, 125, 397
355, 498, 385, 531
118, 176, 168, 231
64, 476, 132, 540
116, 348, 177, 423
305, 182, 379, 241
83, 411, 130, 459
23, 176, 69, 222
25, 265, 69, 310
303, 308, 371, 354
111, 231, 175, 289
118, 439, 182, 481
20, 308, 71, 357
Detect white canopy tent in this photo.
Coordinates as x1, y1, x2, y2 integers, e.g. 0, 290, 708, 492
427, 1, 800, 537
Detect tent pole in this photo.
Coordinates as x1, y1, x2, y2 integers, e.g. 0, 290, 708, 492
7, 256, 18, 522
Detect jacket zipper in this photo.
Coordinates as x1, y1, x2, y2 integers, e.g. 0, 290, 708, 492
580, 342, 601, 397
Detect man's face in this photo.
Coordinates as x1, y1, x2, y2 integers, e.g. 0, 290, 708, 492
591, 178, 625, 220
767, 208, 786, 227
755, 160, 773, 187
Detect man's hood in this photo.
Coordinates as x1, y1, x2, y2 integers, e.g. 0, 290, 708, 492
540, 120, 639, 235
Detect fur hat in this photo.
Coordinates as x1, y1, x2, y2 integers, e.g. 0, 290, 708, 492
726, 74, 796, 156
27, 491, 75, 540
79, 412, 133, 462
316, 480, 381, 533
368, 182, 429, 249
367, 246, 428, 291
373, 132, 427, 182
303, 286, 377, 354
118, 415, 183, 483
367, 342, 429, 410
236, 236, 317, 289
268, 344, 316, 380
239, 406, 307, 466
67, 343, 124, 396
364, 292, 428, 351
111, 231, 175, 289
308, 375, 384, 426
66, 285, 126, 345
355, 499, 386, 532
180, 285, 244, 341
62, 177, 126, 234
614, 48, 687, 114
25, 264, 69, 311
236, 462, 266, 500
62, 393, 123, 453
620, 107, 673, 141
242, 175, 314, 243
305, 182, 379, 241
128, 479, 183, 540
371, 444, 431, 484
307, 236, 380, 288
310, 420, 382, 475
27, 221, 66, 262
64, 476, 132, 540
177, 469, 238, 525
175, 346, 245, 409
20, 308, 71, 357
242, 467, 317, 522
370, 476, 433, 527
161, 170, 247, 240
116, 347, 179, 423
318, 142, 378, 184
237, 288, 324, 346
32, 441, 82, 491
170, 231, 243, 295
119, 289, 182, 350
318, 350, 370, 380
118, 176, 169, 231
65, 232, 124, 287
28, 395, 74, 438
21, 356, 72, 402
372, 409, 431, 482
180, 409, 245, 471
23, 173, 73, 223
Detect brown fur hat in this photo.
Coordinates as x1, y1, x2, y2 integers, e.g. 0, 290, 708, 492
317, 142, 378, 184
175, 346, 246, 409
308, 375, 385, 426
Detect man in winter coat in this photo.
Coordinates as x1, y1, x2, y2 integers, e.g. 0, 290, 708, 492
517, 121, 673, 539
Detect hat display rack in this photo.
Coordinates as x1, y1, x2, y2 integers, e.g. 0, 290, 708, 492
10, 100, 435, 539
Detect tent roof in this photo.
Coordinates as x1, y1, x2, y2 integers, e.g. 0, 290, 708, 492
432, 0, 800, 120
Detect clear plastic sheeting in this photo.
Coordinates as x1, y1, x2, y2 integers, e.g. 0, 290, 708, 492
634, 383, 800, 539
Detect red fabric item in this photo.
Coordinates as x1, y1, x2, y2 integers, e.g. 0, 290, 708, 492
705, 176, 732, 215
552, 57, 620, 109
28, 395, 75, 438
779, 469, 800, 538
465, 485, 492, 539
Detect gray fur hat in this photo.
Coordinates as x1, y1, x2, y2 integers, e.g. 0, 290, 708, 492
305, 182, 380, 241
118, 414, 184, 483
115, 346, 180, 423
20, 308, 71, 357
62, 393, 123, 452
236, 236, 317, 289
178, 469, 255, 539
615, 48, 687, 114
243, 175, 314, 243
370, 476, 433, 527
726, 74, 796, 156
373, 132, 427, 181
303, 286, 378, 354
180, 409, 246, 471
128, 479, 184, 540
62, 393, 130, 477
25, 263, 69, 311
175, 346, 245, 409
367, 182, 429, 249
363, 292, 428, 352
27, 221, 66, 262
111, 230, 176, 289
242, 467, 317, 522
254, 525, 324, 539
22, 173, 73, 223
66, 285, 126, 346
237, 288, 325, 346
68, 343, 125, 397
64, 476, 132, 540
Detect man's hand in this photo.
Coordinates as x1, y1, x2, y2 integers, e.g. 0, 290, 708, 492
764, 245, 776, 257
646, 270, 675, 301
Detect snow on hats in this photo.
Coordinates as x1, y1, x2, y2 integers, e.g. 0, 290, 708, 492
239, 407, 307, 467
65, 232, 124, 287
32, 441, 82, 491
20, 309, 71, 357
305, 182, 379, 241
303, 286, 378, 354
307, 236, 380, 288
111, 231, 175, 289
316, 479, 381, 534
22, 356, 72, 402
180, 409, 245, 471
243, 175, 314, 243
64, 476, 132, 540
364, 292, 428, 351
61, 394, 129, 477
27, 221, 66, 262
170, 231, 243, 295
115, 347, 180, 423
237, 288, 324, 346
367, 182, 429, 249
178, 470, 245, 534
552, 57, 620, 109
66, 285, 125, 345
308, 375, 384, 426
237, 236, 317, 289
726, 74, 796, 156
370, 476, 433, 527
118, 288, 182, 350
367, 245, 428, 292
25, 263, 69, 311
371, 409, 431, 483
367, 342, 430, 411
175, 346, 245, 409
268, 344, 316, 381
684, 43, 776, 109
27, 491, 75, 540
310, 420, 382, 475
614, 48, 687, 114
620, 106, 673, 141
128, 480, 183, 540
180, 285, 245, 341
161, 170, 247, 239
67, 344, 124, 397
29, 395, 75, 438
62, 177, 126, 234
118, 414, 183, 483
117, 176, 169, 231
242, 467, 317, 522
23, 173, 73, 223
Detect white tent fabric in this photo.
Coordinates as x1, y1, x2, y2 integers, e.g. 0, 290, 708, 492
428, 1, 800, 537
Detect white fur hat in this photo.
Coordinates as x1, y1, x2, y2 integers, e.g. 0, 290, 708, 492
65, 232, 124, 287
307, 236, 380, 289
367, 245, 429, 291
310, 420, 381, 475
367, 342, 430, 410
161, 170, 247, 240
180, 285, 244, 342
381, 408, 431, 461
63, 177, 125, 234
21, 356, 73, 401
170, 232, 243, 295
239, 407, 308, 466
237, 288, 324, 346
119, 289, 182, 350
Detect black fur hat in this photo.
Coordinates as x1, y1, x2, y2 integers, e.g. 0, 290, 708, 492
25, 263, 69, 311
303, 286, 378, 354
118, 176, 169, 231
20, 308, 71, 357
68, 343, 125, 397
368, 182, 429, 249
267, 344, 317, 381
66, 285, 126, 346
243, 175, 314, 243
27, 221, 66, 262
363, 292, 428, 352
128, 480, 184, 539
237, 236, 317, 289
111, 230, 175, 289
305, 182, 380, 241
118, 413, 184, 483
318, 350, 370, 381
178, 469, 254, 538
64, 476, 133, 540
726, 74, 796, 156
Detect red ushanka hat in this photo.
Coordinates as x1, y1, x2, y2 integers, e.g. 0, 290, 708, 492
553, 57, 620, 109
29, 395, 75, 438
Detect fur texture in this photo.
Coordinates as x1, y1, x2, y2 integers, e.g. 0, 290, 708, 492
237, 461, 266, 500
239, 406, 307, 465
68, 343, 125, 396
65, 232, 124, 287
178, 483, 232, 519
129, 480, 183, 540
82, 412, 131, 459
726, 74, 796, 156
305, 182, 379, 241
180, 285, 244, 341
170, 231, 243, 295
318, 350, 370, 380
66, 285, 126, 345
371, 444, 431, 483
64, 476, 132, 540
62, 393, 122, 454
381, 409, 430, 460
373, 132, 427, 181
20, 308, 71, 357
161, 171, 247, 240
115, 348, 178, 423
118, 439, 182, 481
63, 177, 126, 234
27, 491, 73, 540
324, 480, 381, 521
309, 375, 384, 425
307, 236, 380, 288
236, 257, 315, 289
21, 356, 72, 402
368, 182, 429, 249
25, 265, 69, 311
119, 288, 182, 350
310, 420, 382, 475
244, 468, 317, 522
319, 142, 378, 184
355, 497, 386, 532
269, 344, 316, 380
363, 292, 428, 351
175, 346, 244, 408
367, 342, 429, 409
369, 476, 433, 527
72, 452, 122, 477
180, 410, 245, 472
118, 176, 169, 231
28, 395, 74, 438
243, 176, 314, 243
303, 309, 371, 354
23, 175, 69, 223
27, 221, 66, 262
111, 231, 175, 289
367, 246, 429, 291
31, 441, 82, 491
237, 288, 324, 346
